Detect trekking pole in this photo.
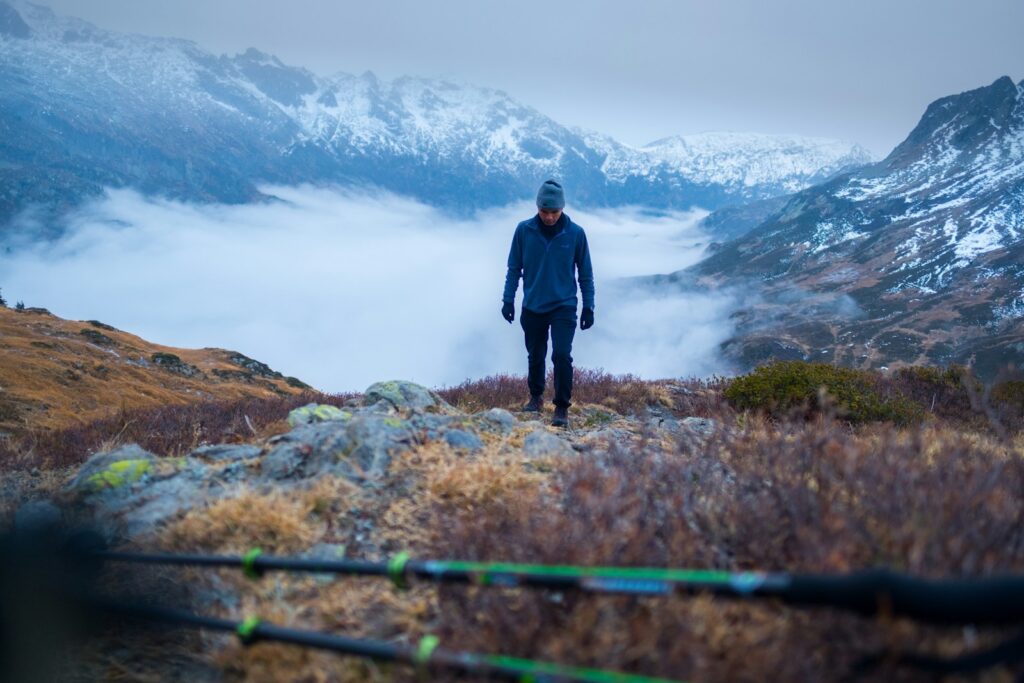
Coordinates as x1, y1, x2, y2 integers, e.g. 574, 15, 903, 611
97, 549, 1024, 624
89, 598, 683, 683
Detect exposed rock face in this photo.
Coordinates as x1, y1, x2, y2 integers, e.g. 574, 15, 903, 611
49, 380, 708, 544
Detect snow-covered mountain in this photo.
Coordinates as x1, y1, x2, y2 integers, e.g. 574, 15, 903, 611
685, 76, 1024, 377
0, 0, 871, 232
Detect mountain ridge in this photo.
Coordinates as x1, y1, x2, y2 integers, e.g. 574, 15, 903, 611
683, 75, 1024, 377
0, 0, 871, 234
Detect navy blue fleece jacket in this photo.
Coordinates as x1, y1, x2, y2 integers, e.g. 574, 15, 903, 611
502, 212, 595, 313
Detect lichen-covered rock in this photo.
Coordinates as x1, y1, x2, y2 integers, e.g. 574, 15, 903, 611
472, 408, 517, 434
191, 444, 263, 462
64, 444, 212, 539
363, 380, 457, 415
261, 413, 417, 484
66, 444, 158, 495
287, 403, 352, 427
444, 429, 483, 452
522, 428, 576, 458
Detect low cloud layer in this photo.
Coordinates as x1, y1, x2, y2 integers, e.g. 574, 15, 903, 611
1, 186, 741, 393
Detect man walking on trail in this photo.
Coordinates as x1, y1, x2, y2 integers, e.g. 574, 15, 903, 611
502, 179, 595, 428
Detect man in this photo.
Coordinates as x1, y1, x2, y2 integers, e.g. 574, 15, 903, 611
502, 179, 595, 428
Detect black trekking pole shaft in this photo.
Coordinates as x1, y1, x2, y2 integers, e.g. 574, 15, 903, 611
87, 598, 682, 683
100, 550, 392, 577
96, 551, 1024, 624
784, 570, 1024, 624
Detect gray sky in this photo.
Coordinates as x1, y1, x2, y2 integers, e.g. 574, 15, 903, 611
42, 0, 1024, 156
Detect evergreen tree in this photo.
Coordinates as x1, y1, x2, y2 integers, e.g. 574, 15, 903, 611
0, 288, 6, 307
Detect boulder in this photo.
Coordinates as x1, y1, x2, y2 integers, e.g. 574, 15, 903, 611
261, 413, 417, 484
65, 444, 158, 495
363, 380, 457, 415
64, 444, 212, 540
522, 428, 575, 458
287, 403, 352, 427
444, 429, 484, 452
472, 408, 517, 434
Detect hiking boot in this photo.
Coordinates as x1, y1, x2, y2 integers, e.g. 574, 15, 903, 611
521, 395, 543, 412
552, 405, 569, 427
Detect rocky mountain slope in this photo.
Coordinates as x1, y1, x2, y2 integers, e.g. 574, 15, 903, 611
0, 0, 870, 234
681, 76, 1024, 377
0, 305, 309, 434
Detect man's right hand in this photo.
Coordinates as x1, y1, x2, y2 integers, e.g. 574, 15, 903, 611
502, 301, 515, 323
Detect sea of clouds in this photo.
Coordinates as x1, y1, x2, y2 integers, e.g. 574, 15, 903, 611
0, 185, 743, 393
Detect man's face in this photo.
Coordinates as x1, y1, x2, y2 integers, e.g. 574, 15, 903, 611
538, 207, 563, 226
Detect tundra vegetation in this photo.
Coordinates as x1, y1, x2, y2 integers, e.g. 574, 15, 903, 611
2, 362, 1023, 682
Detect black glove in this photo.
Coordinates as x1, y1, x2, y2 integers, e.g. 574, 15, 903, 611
502, 301, 515, 323
580, 307, 594, 330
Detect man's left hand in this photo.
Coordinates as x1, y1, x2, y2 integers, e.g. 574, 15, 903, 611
580, 307, 594, 330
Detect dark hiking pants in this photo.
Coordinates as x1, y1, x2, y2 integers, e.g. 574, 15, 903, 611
520, 304, 577, 408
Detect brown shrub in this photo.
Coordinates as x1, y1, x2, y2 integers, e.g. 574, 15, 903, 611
425, 419, 1024, 682
0, 390, 358, 471
434, 367, 685, 417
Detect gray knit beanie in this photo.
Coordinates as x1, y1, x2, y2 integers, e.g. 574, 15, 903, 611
536, 179, 565, 210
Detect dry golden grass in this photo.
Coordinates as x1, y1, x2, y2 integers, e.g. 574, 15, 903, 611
163, 478, 358, 555
0, 307, 309, 435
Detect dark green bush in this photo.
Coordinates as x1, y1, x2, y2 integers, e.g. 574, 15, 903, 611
892, 364, 967, 389
992, 380, 1024, 413
724, 360, 920, 424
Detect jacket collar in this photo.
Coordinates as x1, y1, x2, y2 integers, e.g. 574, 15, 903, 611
527, 212, 570, 231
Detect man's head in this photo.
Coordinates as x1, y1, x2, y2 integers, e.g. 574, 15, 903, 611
536, 179, 565, 225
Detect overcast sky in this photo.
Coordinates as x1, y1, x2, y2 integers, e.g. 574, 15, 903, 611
41, 0, 1023, 157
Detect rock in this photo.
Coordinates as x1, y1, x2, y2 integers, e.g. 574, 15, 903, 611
363, 380, 457, 415
113, 460, 210, 537
522, 428, 575, 458
645, 412, 683, 436
66, 444, 158, 496
681, 417, 717, 438
151, 352, 202, 378
14, 499, 62, 533
360, 398, 399, 416
287, 403, 352, 427
586, 427, 633, 445
345, 415, 417, 475
472, 408, 517, 434
65, 445, 213, 540
444, 429, 483, 452
261, 414, 417, 484
406, 413, 460, 440
191, 444, 263, 462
